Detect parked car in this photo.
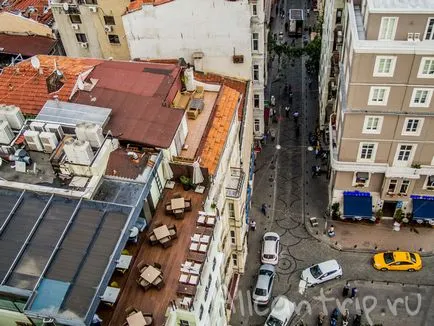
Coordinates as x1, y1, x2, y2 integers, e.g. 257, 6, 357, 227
373, 251, 422, 271
301, 259, 342, 286
261, 232, 280, 265
264, 295, 295, 326
252, 264, 276, 305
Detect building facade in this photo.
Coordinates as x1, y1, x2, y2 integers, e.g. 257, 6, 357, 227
330, 0, 434, 223
50, 0, 130, 60
122, 0, 266, 139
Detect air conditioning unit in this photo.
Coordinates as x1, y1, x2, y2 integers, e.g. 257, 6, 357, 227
414, 33, 420, 41
45, 123, 64, 141
0, 105, 24, 129
104, 25, 112, 33
0, 120, 14, 145
232, 55, 244, 64
24, 130, 43, 151
72, 24, 80, 30
89, 6, 97, 12
407, 33, 414, 41
30, 121, 45, 132
80, 42, 88, 49
40, 132, 59, 153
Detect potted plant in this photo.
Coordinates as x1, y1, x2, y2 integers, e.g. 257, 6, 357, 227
394, 208, 403, 223
331, 202, 340, 220
375, 209, 383, 224
179, 175, 192, 191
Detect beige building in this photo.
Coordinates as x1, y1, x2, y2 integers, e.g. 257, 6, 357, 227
329, 0, 434, 223
50, 0, 130, 59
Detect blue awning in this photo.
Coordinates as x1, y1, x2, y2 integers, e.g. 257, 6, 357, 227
412, 198, 434, 220
343, 193, 373, 219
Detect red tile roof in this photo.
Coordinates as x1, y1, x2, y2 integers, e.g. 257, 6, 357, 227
127, 0, 174, 13
71, 60, 185, 148
1, 0, 53, 26
0, 55, 101, 115
194, 71, 247, 121
0, 33, 56, 56
200, 85, 241, 174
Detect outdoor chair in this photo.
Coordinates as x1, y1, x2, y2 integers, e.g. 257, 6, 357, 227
137, 261, 148, 273
153, 262, 162, 270
125, 306, 138, 317
153, 277, 165, 290
136, 277, 151, 291
172, 192, 182, 199
184, 199, 192, 212
148, 233, 158, 245
165, 203, 172, 215
169, 227, 177, 239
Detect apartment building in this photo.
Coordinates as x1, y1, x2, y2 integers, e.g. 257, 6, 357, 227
122, 0, 266, 140
330, 0, 434, 223
50, 0, 130, 59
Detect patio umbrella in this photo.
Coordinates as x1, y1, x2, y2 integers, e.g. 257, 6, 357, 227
192, 161, 204, 185
162, 158, 174, 180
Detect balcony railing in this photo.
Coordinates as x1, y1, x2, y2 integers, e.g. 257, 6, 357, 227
226, 168, 245, 198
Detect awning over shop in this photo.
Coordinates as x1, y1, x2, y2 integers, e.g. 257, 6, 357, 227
343, 191, 373, 220
412, 198, 434, 220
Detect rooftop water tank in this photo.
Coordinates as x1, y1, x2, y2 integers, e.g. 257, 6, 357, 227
75, 122, 88, 142
73, 139, 94, 165
85, 123, 104, 148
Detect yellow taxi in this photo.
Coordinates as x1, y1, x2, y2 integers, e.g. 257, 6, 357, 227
373, 251, 422, 271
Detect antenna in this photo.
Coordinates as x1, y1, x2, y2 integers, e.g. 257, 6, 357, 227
62, 2, 69, 11
30, 56, 40, 70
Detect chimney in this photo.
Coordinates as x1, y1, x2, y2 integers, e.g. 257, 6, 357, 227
53, 95, 60, 106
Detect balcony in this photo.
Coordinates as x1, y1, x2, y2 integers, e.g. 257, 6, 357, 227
226, 168, 245, 198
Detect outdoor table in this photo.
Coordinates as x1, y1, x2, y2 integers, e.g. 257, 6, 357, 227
171, 197, 185, 210
140, 265, 161, 283
100, 286, 120, 304
153, 225, 170, 240
127, 312, 146, 326
116, 255, 133, 270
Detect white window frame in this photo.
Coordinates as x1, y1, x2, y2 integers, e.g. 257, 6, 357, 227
357, 142, 378, 163
393, 143, 416, 167
252, 3, 257, 16
399, 179, 410, 195
424, 175, 434, 190
410, 88, 433, 108
417, 57, 434, 78
254, 118, 260, 132
362, 115, 383, 134
387, 179, 398, 194
253, 94, 260, 108
252, 32, 259, 51
352, 172, 371, 187
378, 17, 398, 40
373, 56, 397, 77
253, 64, 259, 81
424, 17, 434, 40
368, 87, 390, 106
402, 117, 424, 136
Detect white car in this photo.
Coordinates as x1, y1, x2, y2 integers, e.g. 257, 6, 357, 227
261, 232, 280, 265
301, 259, 342, 286
264, 296, 295, 326
252, 264, 276, 305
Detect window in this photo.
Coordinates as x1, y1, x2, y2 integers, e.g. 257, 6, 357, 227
199, 305, 204, 320
212, 257, 217, 271
378, 17, 398, 40
336, 9, 342, 24
399, 179, 410, 194
394, 144, 415, 167
75, 33, 87, 43
373, 56, 396, 77
402, 118, 424, 136
368, 87, 389, 106
362, 116, 383, 134
424, 18, 434, 40
104, 15, 115, 25
358, 143, 377, 162
254, 94, 260, 108
353, 172, 370, 187
418, 58, 434, 78
204, 277, 212, 300
232, 253, 238, 266
410, 88, 433, 107
84, 0, 97, 4
387, 179, 398, 193
252, 4, 257, 16
228, 202, 235, 217
425, 175, 434, 190
253, 64, 259, 81
252, 32, 259, 51
230, 230, 235, 244
108, 34, 120, 44
254, 119, 260, 132
69, 14, 81, 24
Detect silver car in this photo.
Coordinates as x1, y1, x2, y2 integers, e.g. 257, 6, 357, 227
252, 264, 276, 305
301, 259, 343, 286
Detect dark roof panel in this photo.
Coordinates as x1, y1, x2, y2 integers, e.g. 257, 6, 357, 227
0, 33, 56, 56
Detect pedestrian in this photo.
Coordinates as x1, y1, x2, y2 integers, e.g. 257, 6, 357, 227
327, 224, 335, 237
342, 282, 350, 297
270, 128, 276, 141
261, 203, 267, 216
285, 106, 290, 118
250, 220, 257, 231
293, 111, 299, 123
351, 287, 358, 299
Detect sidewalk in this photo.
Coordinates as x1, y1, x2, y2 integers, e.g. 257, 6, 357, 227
305, 218, 434, 256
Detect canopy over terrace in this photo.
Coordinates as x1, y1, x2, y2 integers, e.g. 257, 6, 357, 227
0, 187, 136, 325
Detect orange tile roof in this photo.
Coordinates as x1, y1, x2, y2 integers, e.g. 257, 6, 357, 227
1, 0, 53, 26
200, 85, 240, 175
0, 55, 101, 116
127, 0, 173, 12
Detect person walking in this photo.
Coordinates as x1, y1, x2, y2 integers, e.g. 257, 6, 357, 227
293, 110, 299, 124
351, 287, 358, 299
285, 106, 290, 118
261, 203, 267, 216
250, 220, 257, 231
342, 282, 350, 297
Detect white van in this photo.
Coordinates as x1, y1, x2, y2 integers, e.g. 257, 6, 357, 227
264, 296, 295, 326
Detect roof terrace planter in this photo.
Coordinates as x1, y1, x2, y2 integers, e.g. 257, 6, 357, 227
180, 175, 192, 191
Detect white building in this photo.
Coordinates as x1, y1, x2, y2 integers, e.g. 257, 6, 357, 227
122, 0, 266, 140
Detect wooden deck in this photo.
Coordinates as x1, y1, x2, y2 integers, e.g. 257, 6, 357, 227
97, 184, 208, 326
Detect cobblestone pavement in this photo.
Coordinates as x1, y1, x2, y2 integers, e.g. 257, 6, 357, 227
229, 0, 434, 325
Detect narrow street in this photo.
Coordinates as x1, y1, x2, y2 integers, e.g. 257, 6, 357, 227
229, 1, 434, 325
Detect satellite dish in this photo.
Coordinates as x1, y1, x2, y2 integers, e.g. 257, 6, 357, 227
62, 2, 69, 11
30, 56, 40, 70
77, 78, 84, 90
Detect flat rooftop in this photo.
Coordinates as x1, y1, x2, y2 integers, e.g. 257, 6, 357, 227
0, 188, 134, 325
368, 0, 434, 12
